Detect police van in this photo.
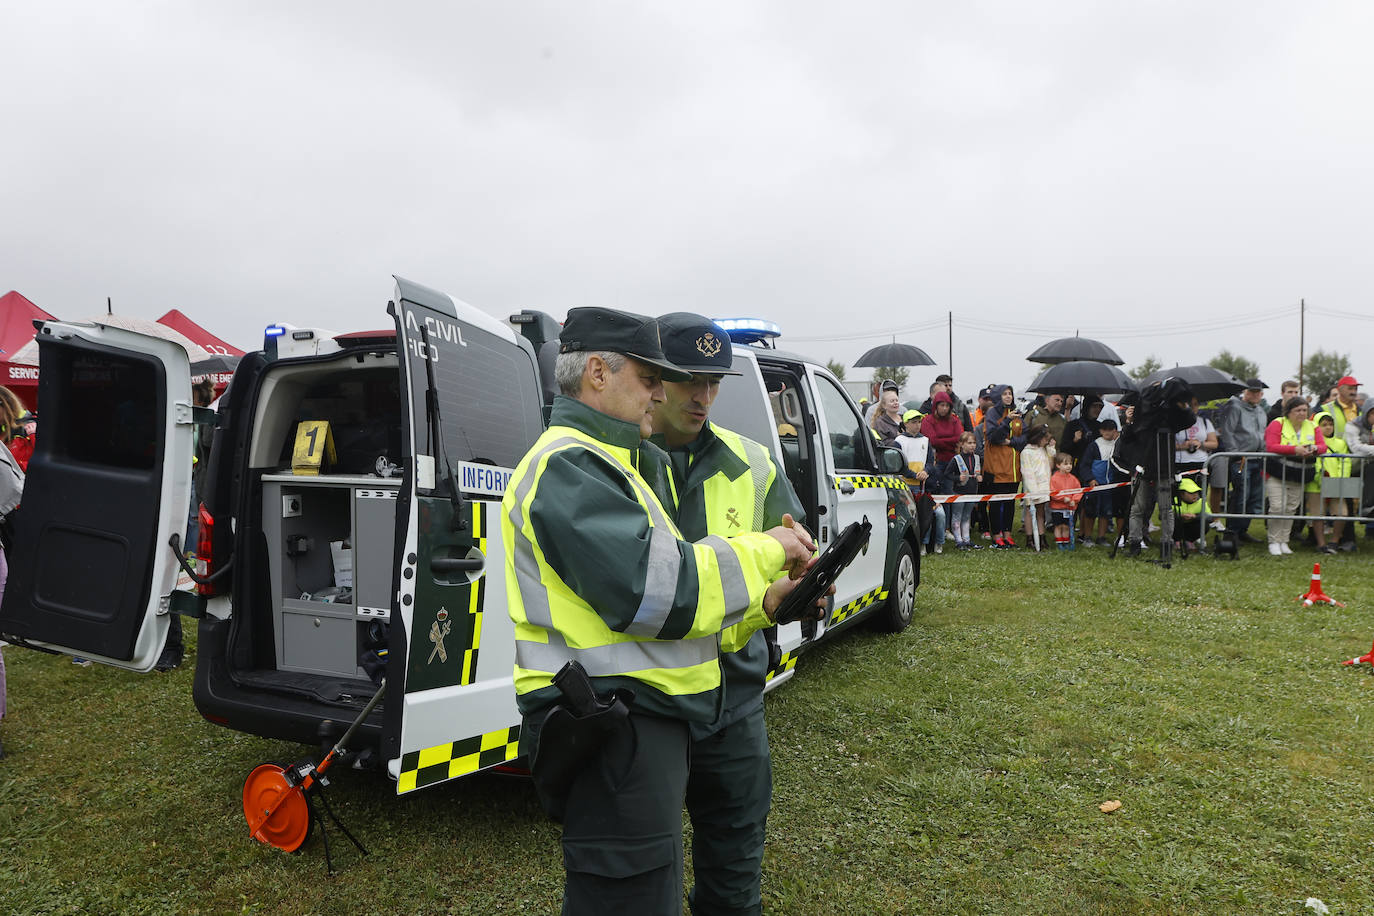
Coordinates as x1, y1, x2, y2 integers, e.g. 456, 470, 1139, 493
0, 278, 919, 797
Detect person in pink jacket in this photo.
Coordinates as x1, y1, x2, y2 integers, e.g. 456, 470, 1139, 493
1263, 397, 1327, 555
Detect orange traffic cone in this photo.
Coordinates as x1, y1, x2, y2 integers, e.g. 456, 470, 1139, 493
1342, 638, 1374, 666
1298, 563, 1345, 607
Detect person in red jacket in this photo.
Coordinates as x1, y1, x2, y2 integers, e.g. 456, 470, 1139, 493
923, 390, 966, 531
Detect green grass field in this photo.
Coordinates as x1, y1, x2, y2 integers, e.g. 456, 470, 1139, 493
3, 544, 1374, 914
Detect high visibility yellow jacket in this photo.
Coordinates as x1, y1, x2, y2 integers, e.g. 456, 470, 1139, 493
653, 421, 804, 733
503, 397, 785, 722
1315, 413, 1352, 478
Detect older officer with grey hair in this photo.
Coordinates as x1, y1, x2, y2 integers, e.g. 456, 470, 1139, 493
503, 307, 821, 914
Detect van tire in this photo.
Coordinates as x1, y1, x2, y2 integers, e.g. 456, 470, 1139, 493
874, 540, 917, 633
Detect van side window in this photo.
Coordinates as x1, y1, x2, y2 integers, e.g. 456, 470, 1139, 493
815, 375, 870, 472
405, 322, 543, 471
46, 349, 161, 471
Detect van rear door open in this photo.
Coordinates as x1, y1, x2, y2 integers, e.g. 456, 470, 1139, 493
0, 322, 195, 671
386, 277, 543, 792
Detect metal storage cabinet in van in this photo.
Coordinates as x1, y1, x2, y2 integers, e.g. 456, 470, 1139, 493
262, 474, 399, 678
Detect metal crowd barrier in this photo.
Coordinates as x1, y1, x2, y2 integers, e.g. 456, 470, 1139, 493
1195, 449, 1374, 529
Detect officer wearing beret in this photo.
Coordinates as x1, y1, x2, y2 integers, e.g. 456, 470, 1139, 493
650, 312, 809, 916
501, 307, 820, 914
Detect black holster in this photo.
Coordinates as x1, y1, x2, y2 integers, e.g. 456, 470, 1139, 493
528, 661, 633, 822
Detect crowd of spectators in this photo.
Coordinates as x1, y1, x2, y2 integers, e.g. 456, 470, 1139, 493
864, 373, 1371, 558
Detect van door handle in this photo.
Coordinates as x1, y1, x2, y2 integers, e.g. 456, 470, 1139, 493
838, 480, 855, 495
432, 556, 484, 573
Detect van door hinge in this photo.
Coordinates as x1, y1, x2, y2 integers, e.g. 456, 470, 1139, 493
174, 401, 194, 425
160, 590, 207, 619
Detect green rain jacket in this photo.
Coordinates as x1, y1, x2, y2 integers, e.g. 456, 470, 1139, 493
651, 421, 805, 738
504, 396, 786, 723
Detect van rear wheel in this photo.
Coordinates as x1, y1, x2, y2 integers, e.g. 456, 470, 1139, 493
873, 541, 917, 633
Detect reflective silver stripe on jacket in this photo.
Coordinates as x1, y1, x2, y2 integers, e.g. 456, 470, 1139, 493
700, 535, 751, 628
624, 526, 681, 637
738, 434, 772, 532
516, 629, 717, 676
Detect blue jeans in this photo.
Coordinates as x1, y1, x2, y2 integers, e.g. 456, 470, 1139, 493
1226, 458, 1264, 532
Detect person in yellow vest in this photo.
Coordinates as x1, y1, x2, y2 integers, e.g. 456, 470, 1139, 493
649, 311, 810, 916
1171, 477, 1204, 552
502, 307, 821, 915
1310, 411, 1351, 554
1320, 374, 1361, 439
1263, 397, 1327, 556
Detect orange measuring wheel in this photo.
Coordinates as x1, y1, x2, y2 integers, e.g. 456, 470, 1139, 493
243, 763, 312, 852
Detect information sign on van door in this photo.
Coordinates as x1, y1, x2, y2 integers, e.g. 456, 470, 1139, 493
457, 461, 514, 497
292, 420, 337, 475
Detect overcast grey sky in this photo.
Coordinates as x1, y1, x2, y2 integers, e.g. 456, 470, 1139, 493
3, 1, 1371, 399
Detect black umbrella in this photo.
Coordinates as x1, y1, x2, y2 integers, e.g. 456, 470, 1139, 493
191, 354, 241, 376
1027, 360, 1137, 396
1141, 365, 1245, 402
854, 342, 936, 368
1026, 336, 1124, 366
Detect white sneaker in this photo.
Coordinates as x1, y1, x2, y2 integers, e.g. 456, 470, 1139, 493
1268, 543, 1282, 555
1210, 519, 1226, 531
1280, 543, 1293, 555
934, 543, 943, 554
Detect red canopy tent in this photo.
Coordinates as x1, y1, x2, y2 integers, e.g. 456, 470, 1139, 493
0, 291, 56, 409
157, 309, 247, 394
156, 309, 246, 358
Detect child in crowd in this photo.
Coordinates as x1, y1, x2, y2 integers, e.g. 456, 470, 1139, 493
1020, 425, 1056, 550
894, 409, 945, 555
945, 431, 984, 550
1048, 452, 1082, 550
1311, 411, 1350, 554
1078, 419, 1120, 546
1172, 477, 1204, 551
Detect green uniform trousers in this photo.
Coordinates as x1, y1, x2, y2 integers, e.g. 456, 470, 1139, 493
686, 704, 772, 916
527, 710, 692, 916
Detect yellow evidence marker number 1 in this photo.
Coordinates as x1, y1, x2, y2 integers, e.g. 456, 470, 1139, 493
292, 420, 337, 476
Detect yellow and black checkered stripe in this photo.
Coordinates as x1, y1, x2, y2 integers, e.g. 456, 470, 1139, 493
829, 586, 888, 626
835, 474, 907, 490
397, 724, 521, 794
765, 650, 798, 682
459, 502, 488, 685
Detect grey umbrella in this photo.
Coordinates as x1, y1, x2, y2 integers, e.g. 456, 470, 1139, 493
191, 354, 241, 376
854, 342, 937, 368
1027, 360, 1137, 396
1141, 365, 1246, 402
1026, 336, 1125, 366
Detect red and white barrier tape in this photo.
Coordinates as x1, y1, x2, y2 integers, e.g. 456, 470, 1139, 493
924, 481, 1130, 505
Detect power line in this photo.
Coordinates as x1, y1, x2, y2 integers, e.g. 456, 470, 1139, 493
789, 317, 946, 343
1308, 306, 1374, 322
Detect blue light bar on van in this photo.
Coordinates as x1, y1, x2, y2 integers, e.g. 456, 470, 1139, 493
714, 318, 781, 345
264, 324, 286, 337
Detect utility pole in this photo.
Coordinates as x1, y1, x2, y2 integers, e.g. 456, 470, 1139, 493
948, 310, 953, 377
1298, 298, 1305, 395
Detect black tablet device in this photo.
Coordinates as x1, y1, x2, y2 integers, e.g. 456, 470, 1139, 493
772, 518, 872, 625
